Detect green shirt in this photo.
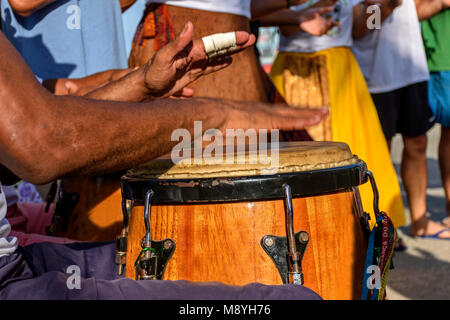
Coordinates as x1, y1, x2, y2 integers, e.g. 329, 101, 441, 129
421, 10, 450, 72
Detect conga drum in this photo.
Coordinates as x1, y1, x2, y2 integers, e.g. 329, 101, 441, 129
60, 175, 124, 241
118, 141, 375, 300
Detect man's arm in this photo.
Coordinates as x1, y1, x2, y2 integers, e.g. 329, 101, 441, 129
415, 0, 449, 21
43, 69, 136, 96
259, 7, 339, 37
251, 0, 308, 19
7, 0, 56, 16
352, 0, 402, 39
0, 31, 326, 185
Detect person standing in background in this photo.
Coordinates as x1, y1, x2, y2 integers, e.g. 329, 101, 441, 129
269, 0, 406, 230
417, 0, 450, 231
352, 0, 450, 240
1, 0, 132, 94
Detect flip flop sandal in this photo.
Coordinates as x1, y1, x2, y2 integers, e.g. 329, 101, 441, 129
414, 228, 450, 240
440, 217, 450, 228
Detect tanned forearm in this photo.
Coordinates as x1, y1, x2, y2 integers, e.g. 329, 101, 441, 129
257, 9, 300, 26
8, 0, 56, 16
85, 68, 150, 102
0, 31, 223, 183
0, 32, 325, 184
43, 69, 135, 96
251, 0, 308, 19
415, 0, 449, 21
352, 0, 400, 39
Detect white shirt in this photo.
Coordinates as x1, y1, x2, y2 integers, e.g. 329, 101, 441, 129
147, 0, 251, 19
0, 183, 18, 258
279, 0, 362, 53
352, 0, 429, 93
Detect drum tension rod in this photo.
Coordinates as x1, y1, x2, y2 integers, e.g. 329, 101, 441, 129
135, 190, 157, 280
116, 198, 132, 276
366, 171, 380, 217
283, 184, 304, 285
135, 190, 176, 281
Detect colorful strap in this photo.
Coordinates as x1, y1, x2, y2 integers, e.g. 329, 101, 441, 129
361, 211, 395, 300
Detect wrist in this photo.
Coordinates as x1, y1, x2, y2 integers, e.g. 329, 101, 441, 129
121, 67, 155, 102
140, 66, 161, 100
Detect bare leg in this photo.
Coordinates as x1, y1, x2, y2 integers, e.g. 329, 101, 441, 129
385, 137, 408, 250
439, 126, 450, 227
402, 135, 450, 238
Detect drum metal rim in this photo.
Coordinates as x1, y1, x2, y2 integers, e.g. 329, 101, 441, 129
121, 160, 368, 205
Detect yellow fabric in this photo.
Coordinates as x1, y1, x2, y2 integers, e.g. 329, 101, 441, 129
270, 47, 406, 228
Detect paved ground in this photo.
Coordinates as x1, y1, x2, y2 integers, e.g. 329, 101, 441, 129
386, 124, 450, 300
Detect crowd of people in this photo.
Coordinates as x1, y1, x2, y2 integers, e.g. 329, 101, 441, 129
0, 0, 449, 299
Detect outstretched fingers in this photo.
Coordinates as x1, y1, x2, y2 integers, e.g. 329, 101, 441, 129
174, 29, 255, 71
272, 107, 328, 131
234, 31, 256, 50
159, 21, 195, 65
197, 31, 256, 61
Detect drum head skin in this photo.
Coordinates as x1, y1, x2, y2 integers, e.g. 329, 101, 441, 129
122, 141, 368, 204
127, 141, 359, 179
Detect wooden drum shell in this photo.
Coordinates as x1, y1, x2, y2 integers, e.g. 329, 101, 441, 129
62, 177, 123, 241
125, 189, 367, 300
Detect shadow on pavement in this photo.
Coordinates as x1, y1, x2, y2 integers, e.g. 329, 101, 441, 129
388, 245, 450, 300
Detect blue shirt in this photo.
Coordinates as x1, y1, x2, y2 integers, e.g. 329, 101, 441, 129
1, 0, 128, 80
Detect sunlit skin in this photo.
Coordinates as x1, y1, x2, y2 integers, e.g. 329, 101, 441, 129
415, 0, 450, 231
259, 6, 341, 37
352, 0, 403, 38
0, 27, 327, 186
415, 0, 450, 21
68, 22, 256, 101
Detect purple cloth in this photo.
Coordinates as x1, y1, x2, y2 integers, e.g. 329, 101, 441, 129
0, 241, 322, 300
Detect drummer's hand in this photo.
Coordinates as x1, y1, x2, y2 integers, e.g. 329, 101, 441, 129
222, 100, 329, 131
298, 6, 340, 36
143, 21, 256, 99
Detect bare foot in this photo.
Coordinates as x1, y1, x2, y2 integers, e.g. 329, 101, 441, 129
441, 217, 450, 229
410, 217, 450, 239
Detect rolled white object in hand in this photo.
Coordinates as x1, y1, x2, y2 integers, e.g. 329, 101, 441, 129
202, 32, 238, 59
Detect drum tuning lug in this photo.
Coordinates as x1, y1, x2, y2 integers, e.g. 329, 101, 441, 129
264, 237, 275, 247
261, 231, 309, 285
164, 240, 173, 250
298, 231, 309, 244
115, 232, 128, 276
135, 238, 176, 281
